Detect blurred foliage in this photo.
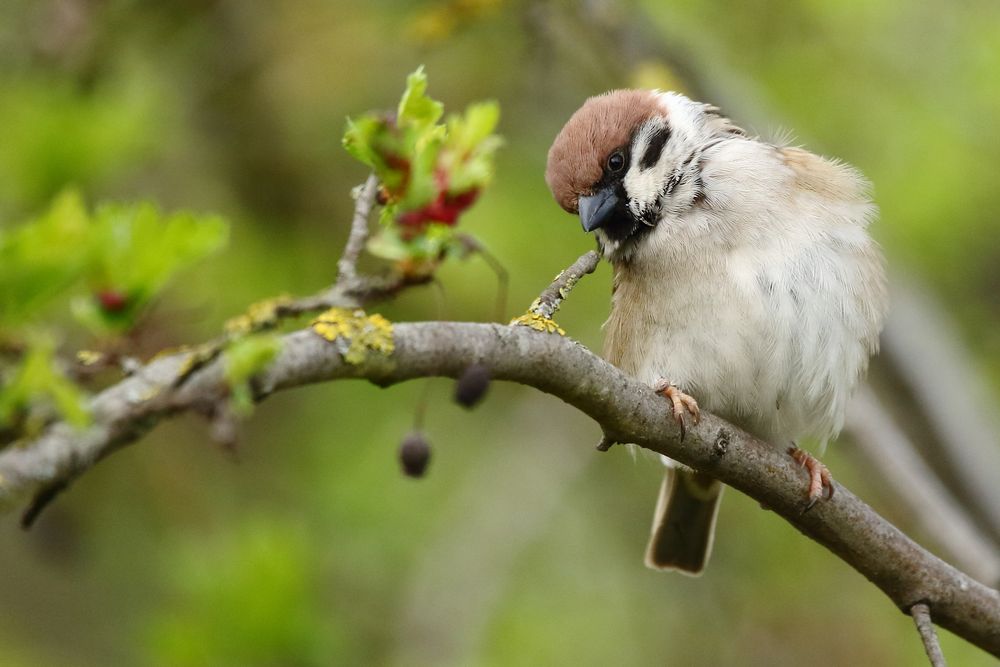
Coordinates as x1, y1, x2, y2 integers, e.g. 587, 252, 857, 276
0, 190, 225, 433
0, 191, 91, 328
146, 519, 338, 667
0, 337, 89, 433
0, 1, 998, 666
72, 200, 227, 333
0, 76, 158, 212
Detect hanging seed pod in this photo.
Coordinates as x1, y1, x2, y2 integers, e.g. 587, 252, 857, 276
454, 363, 491, 409
399, 431, 432, 478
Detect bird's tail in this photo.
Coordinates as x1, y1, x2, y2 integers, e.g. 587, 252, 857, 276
644, 467, 723, 575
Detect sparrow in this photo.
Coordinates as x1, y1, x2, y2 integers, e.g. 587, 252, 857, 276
545, 90, 887, 574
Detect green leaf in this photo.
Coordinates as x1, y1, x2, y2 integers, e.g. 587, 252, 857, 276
342, 116, 386, 170
444, 102, 502, 194
366, 223, 457, 267
365, 226, 414, 262
400, 131, 443, 210
397, 66, 444, 129
446, 101, 501, 154
341, 67, 501, 273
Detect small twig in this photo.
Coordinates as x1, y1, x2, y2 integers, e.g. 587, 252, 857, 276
511, 250, 601, 334
911, 603, 947, 667
530, 250, 600, 320
207, 402, 240, 454
336, 174, 379, 286
20, 479, 69, 529
595, 434, 616, 451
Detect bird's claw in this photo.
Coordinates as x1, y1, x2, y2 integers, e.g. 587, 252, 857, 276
788, 445, 834, 512
653, 380, 700, 440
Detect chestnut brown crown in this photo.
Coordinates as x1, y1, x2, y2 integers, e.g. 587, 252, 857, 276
545, 90, 663, 213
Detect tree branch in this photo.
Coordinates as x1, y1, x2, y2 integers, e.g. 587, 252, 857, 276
0, 319, 998, 655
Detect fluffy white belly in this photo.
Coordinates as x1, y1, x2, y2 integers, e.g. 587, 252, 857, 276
604, 236, 881, 447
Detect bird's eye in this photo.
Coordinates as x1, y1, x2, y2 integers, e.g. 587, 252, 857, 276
607, 151, 626, 173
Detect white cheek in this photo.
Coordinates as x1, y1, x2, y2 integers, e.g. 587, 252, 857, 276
623, 167, 664, 212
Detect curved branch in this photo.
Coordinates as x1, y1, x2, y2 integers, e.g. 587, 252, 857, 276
0, 318, 997, 655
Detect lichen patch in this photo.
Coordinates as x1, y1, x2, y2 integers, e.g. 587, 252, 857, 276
510, 310, 566, 336
225, 295, 294, 335
311, 307, 395, 364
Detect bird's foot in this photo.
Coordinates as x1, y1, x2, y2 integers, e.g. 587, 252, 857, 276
653, 380, 700, 439
788, 446, 834, 511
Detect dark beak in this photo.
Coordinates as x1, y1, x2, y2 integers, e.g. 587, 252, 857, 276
578, 187, 619, 232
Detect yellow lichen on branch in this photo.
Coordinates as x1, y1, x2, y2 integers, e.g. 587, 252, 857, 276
556, 271, 580, 299
175, 344, 217, 374
225, 295, 295, 336
311, 307, 395, 364
510, 308, 566, 336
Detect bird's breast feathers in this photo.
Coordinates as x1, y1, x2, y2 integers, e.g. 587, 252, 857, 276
604, 139, 887, 445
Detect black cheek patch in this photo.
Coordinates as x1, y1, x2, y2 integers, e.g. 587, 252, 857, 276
640, 126, 671, 170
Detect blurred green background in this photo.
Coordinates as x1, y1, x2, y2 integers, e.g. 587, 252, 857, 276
2, 1, 999, 665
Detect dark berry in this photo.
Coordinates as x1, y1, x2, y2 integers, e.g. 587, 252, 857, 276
454, 363, 491, 408
399, 432, 431, 478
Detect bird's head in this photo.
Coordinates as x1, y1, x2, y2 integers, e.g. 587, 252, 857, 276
545, 89, 743, 263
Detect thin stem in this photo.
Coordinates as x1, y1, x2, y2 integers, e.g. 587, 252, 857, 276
911, 603, 947, 667
336, 173, 379, 285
